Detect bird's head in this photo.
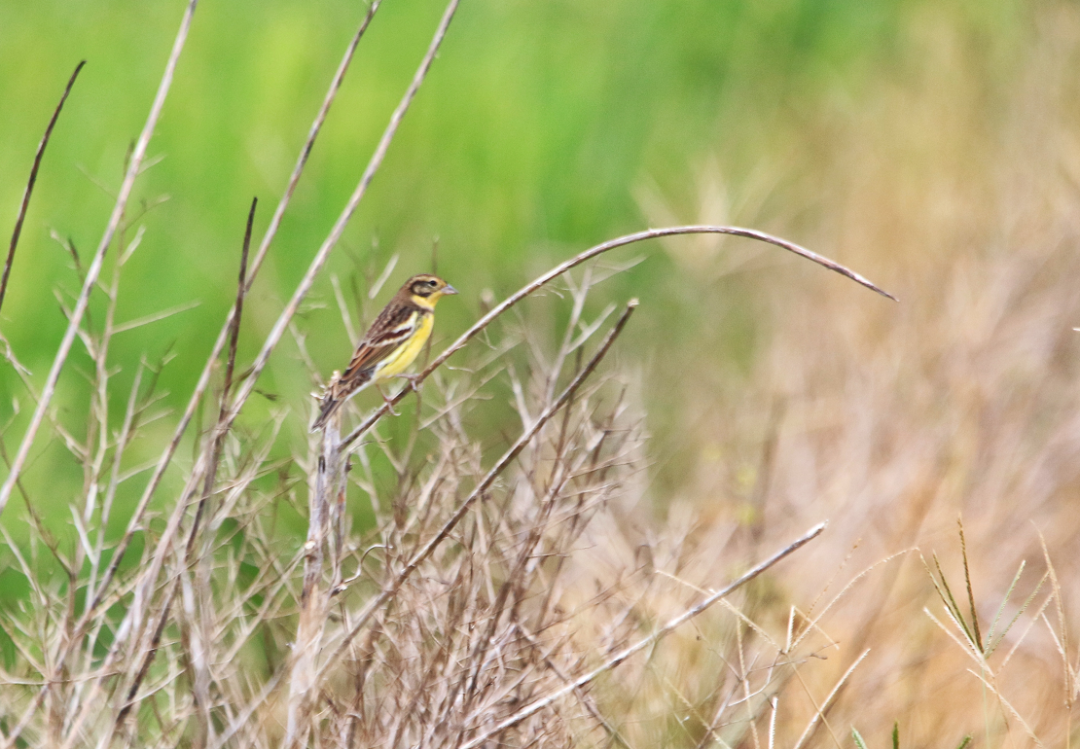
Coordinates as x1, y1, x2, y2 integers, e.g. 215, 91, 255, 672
404, 274, 458, 308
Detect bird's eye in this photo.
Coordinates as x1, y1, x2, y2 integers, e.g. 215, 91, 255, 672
427, 280, 438, 287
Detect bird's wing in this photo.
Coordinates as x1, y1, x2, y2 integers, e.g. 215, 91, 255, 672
341, 304, 423, 378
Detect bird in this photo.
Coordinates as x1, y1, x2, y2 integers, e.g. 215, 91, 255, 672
311, 273, 458, 431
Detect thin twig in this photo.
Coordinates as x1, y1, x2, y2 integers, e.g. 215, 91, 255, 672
224, 200, 255, 411
0, 0, 198, 519
790, 649, 871, 749
245, 1, 382, 296
343, 224, 895, 449
1, 60, 85, 317
113, 581, 179, 731
458, 521, 829, 749
173, 199, 255, 748
188, 196, 256, 556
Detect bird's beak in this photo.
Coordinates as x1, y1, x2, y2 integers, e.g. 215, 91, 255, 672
442, 285, 459, 296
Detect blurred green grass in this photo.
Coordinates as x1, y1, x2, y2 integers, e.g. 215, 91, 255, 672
0, 0, 1022, 534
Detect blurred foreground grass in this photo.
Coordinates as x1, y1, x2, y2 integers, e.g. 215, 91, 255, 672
5, 0, 1080, 745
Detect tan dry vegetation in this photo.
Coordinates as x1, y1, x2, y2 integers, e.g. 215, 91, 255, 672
652, 5, 1080, 746
0, 268, 840, 747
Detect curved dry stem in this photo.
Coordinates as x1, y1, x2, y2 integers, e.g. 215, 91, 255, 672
342, 224, 895, 449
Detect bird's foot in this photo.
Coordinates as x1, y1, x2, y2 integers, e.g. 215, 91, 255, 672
376, 385, 400, 416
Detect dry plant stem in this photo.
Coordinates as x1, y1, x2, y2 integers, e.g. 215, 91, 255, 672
245, 0, 381, 292
85, 2, 380, 615
85, 360, 144, 600
182, 198, 254, 749
1038, 534, 1074, 707
323, 301, 637, 673
1, 60, 85, 317
458, 521, 828, 749
0, 5, 197, 739
0, 0, 198, 519
285, 420, 344, 747
189, 196, 256, 555
342, 224, 895, 450
113, 581, 179, 732
63, 214, 149, 734
790, 649, 871, 749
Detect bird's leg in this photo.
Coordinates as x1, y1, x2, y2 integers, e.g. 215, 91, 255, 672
397, 373, 425, 418
375, 384, 400, 416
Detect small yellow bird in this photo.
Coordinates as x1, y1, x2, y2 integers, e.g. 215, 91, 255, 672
311, 274, 458, 431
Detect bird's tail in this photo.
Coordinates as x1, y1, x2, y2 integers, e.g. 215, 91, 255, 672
310, 394, 342, 432
310, 370, 371, 432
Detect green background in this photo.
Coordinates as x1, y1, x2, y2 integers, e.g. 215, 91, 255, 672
0, 0, 1021, 533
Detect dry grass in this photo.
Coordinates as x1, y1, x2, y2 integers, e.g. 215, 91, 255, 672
639, 4, 1080, 747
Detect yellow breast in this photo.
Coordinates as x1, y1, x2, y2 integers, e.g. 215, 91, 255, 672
373, 312, 434, 382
